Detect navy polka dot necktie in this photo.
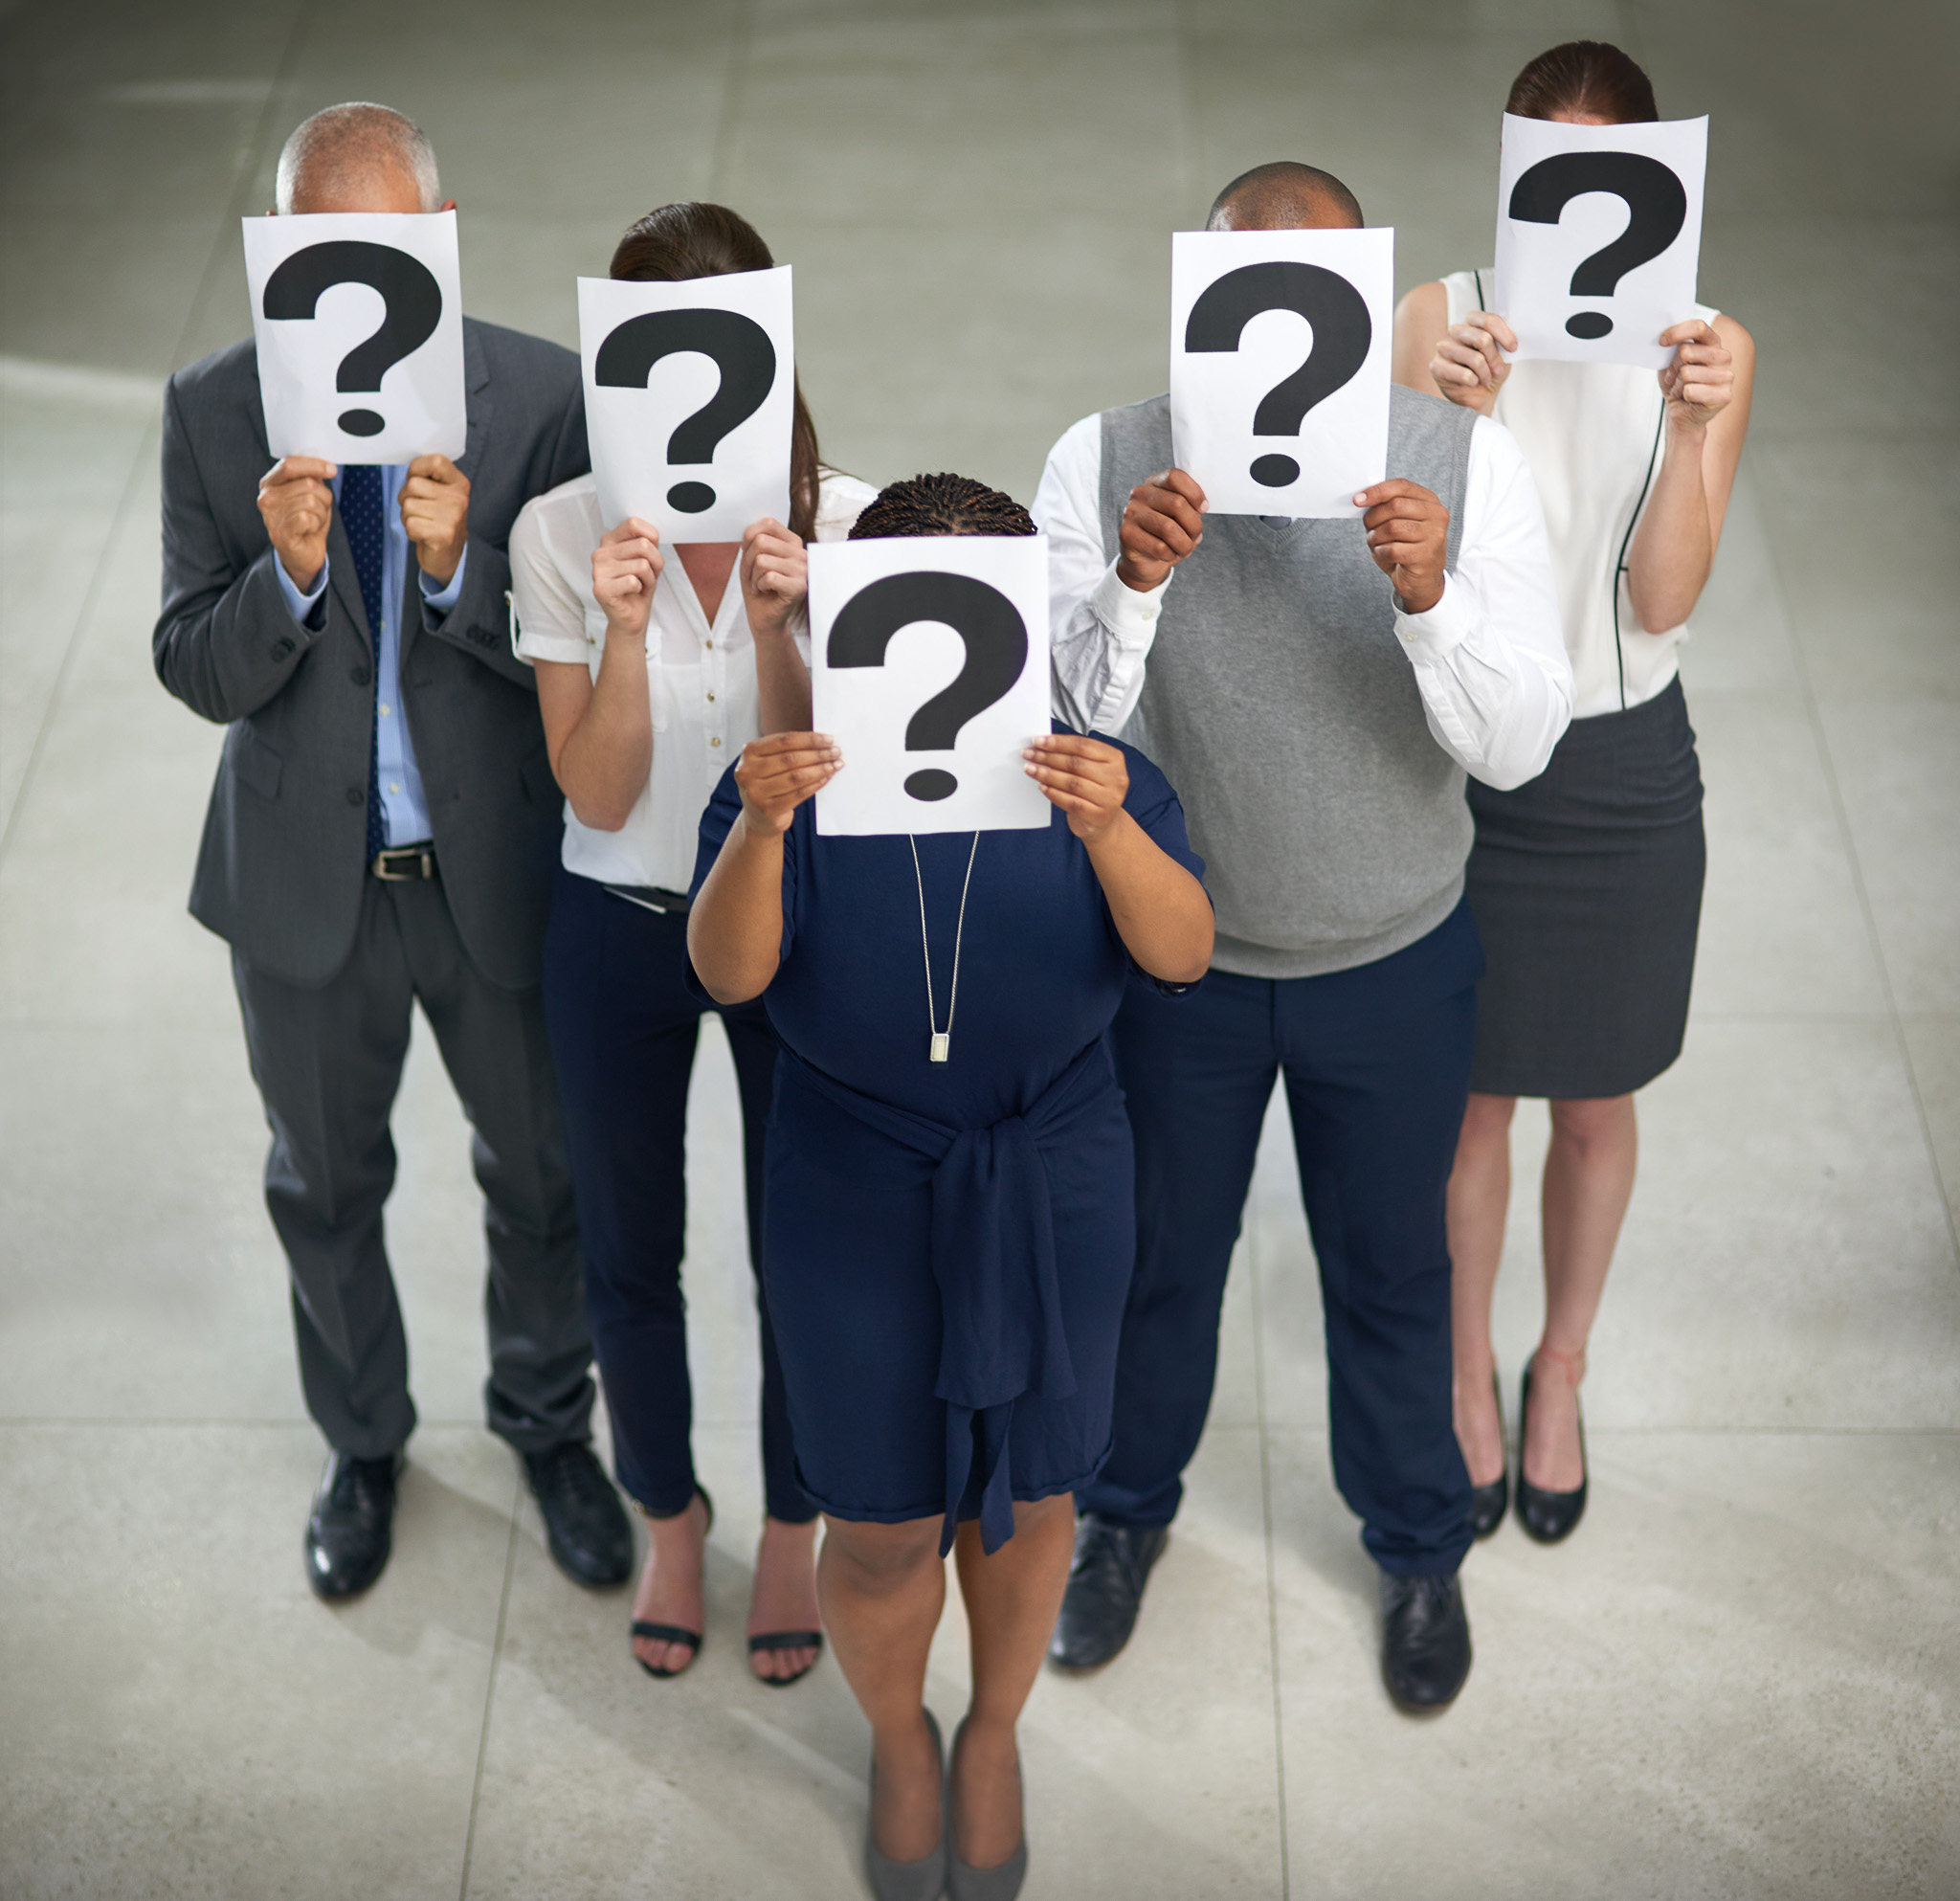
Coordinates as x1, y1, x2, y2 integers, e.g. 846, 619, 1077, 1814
340, 464, 388, 862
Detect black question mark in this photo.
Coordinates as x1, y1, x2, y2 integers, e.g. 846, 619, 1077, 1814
1184, 261, 1372, 487
261, 241, 443, 437
827, 571, 1029, 802
593, 310, 777, 513
1507, 152, 1687, 339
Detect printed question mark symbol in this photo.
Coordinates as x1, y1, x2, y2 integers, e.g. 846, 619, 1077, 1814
1507, 152, 1687, 339
826, 572, 1029, 801
593, 310, 777, 513
261, 240, 444, 437
1184, 261, 1372, 486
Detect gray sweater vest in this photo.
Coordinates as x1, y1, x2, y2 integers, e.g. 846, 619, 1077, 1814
1100, 385, 1479, 978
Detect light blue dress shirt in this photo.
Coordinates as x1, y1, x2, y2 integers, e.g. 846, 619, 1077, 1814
276, 465, 469, 847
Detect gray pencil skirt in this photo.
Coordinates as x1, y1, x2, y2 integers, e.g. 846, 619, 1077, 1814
1464, 675, 1705, 1101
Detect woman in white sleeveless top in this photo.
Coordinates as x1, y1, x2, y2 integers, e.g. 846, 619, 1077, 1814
1392, 41, 1754, 1546
509, 203, 875, 1687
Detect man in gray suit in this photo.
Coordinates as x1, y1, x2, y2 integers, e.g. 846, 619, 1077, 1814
155, 102, 631, 1599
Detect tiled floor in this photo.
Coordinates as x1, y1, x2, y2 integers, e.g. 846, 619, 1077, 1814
3, 3, 1956, 1896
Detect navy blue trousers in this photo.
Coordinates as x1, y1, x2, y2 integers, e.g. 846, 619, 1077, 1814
543, 865, 812, 1523
1082, 900, 1481, 1576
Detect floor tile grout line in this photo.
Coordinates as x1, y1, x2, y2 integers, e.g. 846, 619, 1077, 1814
1748, 472, 1960, 1261
457, 1469, 522, 1901
1245, 1224, 1292, 1900
0, 0, 317, 866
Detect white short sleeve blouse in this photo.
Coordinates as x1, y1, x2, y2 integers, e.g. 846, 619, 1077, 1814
508, 470, 878, 890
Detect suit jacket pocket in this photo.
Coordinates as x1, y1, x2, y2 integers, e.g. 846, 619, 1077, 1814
228, 725, 283, 801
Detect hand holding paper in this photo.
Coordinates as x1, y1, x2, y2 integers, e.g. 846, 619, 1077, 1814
1427, 309, 1518, 417
1657, 318, 1735, 431
740, 518, 809, 638
1116, 469, 1207, 592
590, 518, 665, 645
399, 455, 469, 585
257, 457, 337, 592
1357, 479, 1448, 614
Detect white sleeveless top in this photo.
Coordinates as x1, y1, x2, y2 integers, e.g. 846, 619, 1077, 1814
1442, 269, 1719, 720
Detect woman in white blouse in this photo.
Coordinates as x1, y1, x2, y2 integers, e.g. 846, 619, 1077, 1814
509, 202, 874, 1684
1392, 42, 1754, 1546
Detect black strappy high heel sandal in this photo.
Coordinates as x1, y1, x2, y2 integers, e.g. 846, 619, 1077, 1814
747, 1629, 825, 1688
631, 1487, 713, 1679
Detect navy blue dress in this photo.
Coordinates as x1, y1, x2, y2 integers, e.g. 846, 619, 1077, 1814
688, 730, 1205, 1553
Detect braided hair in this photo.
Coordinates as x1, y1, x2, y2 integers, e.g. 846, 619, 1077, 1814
849, 472, 1036, 541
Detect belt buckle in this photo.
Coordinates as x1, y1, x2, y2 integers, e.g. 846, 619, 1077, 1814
371, 846, 433, 882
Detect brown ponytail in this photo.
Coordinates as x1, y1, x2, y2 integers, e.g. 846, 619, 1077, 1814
1505, 41, 1659, 125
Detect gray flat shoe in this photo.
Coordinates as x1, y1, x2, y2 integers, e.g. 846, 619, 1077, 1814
866, 1709, 947, 1901
947, 1717, 1028, 1901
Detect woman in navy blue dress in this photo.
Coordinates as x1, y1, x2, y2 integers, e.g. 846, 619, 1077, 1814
687, 476, 1213, 1900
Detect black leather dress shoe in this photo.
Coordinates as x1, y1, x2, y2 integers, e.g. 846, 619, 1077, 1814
305, 1449, 403, 1600
1516, 1359, 1588, 1544
1047, 1515, 1169, 1669
523, 1443, 633, 1587
1469, 1370, 1508, 1540
1378, 1570, 1472, 1712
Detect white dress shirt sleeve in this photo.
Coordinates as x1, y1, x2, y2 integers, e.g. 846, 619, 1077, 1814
1033, 414, 1166, 734
509, 497, 592, 667
1390, 416, 1573, 789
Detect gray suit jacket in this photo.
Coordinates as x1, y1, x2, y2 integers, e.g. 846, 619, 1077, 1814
154, 319, 589, 990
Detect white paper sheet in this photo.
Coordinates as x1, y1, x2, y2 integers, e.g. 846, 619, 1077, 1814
1494, 114, 1707, 369
811, 536, 1053, 837
1169, 226, 1392, 518
243, 211, 466, 463
579, 267, 793, 544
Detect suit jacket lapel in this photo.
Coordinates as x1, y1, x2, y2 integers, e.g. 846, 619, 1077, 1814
400, 319, 492, 668
325, 501, 373, 655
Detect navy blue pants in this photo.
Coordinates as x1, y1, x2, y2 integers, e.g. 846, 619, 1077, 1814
1082, 900, 1481, 1576
543, 865, 812, 1524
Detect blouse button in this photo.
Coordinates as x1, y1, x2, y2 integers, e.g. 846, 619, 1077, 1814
706, 691, 715, 703
711, 737, 722, 747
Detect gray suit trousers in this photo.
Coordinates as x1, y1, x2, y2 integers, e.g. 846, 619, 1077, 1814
234, 875, 591, 1459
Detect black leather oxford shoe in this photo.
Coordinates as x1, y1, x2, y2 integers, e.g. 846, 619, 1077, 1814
305, 1449, 404, 1600
1047, 1516, 1169, 1670
523, 1443, 633, 1588
1378, 1570, 1472, 1713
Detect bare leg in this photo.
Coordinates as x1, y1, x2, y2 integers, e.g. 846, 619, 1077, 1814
950, 1493, 1076, 1869
1526, 1094, 1638, 1490
819, 1515, 947, 1863
1447, 1093, 1517, 1487
746, 1516, 822, 1682
631, 1490, 708, 1676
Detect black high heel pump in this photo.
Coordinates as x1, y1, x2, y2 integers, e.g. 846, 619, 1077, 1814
1468, 1370, 1509, 1539
1517, 1354, 1587, 1544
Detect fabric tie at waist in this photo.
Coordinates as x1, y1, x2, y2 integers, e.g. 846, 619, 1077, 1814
774, 1041, 1114, 1555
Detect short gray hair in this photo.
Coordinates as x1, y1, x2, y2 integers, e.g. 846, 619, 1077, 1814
275, 102, 441, 214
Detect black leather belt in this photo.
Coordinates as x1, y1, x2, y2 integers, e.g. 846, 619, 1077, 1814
602, 883, 690, 915
370, 843, 437, 882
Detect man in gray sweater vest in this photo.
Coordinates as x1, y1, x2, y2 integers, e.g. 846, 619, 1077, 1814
1036, 164, 1572, 1711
